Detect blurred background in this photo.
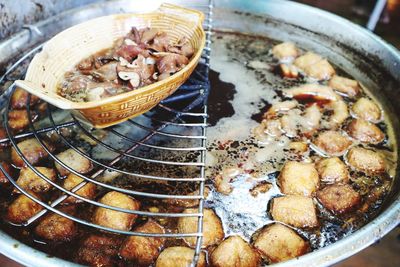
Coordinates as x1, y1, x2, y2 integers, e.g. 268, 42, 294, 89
296, 0, 400, 48
0, 0, 399, 266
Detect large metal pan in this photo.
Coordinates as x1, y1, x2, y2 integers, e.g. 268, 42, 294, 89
0, 0, 399, 266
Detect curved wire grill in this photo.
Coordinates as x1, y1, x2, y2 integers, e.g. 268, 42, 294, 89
0, 1, 213, 265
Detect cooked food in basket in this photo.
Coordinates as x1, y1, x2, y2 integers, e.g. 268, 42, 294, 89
14, 3, 205, 128
0, 32, 395, 267
59, 27, 194, 102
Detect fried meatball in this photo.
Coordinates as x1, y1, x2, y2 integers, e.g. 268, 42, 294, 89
11, 138, 55, 167
317, 184, 361, 214
278, 161, 319, 197
11, 88, 39, 109
35, 206, 77, 241
346, 147, 386, 174
351, 97, 382, 122
92, 191, 140, 231
15, 167, 56, 193
119, 220, 165, 265
156, 246, 206, 267
8, 109, 38, 132
315, 157, 349, 184
253, 224, 309, 263
63, 173, 97, 204
313, 130, 352, 156
55, 148, 93, 176
7, 192, 43, 224
76, 234, 123, 267
271, 42, 299, 61
346, 119, 384, 144
270, 195, 318, 228
211, 235, 261, 267
303, 59, 336, 80
0, 162, 12, 184
328, 75, 360, 98
177, 208, 224, 247
293, 52, 322, 70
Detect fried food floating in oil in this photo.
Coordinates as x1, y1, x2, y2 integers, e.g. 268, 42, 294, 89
156, 246, 206, 267
211, 235, 261, 267
253, 223, 309, 263
177, 208, 224, 247
92, 191, 140, 231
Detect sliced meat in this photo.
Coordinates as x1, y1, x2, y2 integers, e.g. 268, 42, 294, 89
0, 162, 12, 184
92, 191, 140, 231
8, 109, 38, 132
155, 246, 206, 267
313, 130, 352, 156
278, 161, 319, 197
76, 234, 123, 267
317, 184, 361, 214
140, 28, 159, 44
11, 138, 55, 167
91, 62, 118, 82
346, 119, 384, 144
7, 192, 43, 224
119, 220, 165, 265
253, 223, 309, 263
328, 75, 360, 98
346, 147, 386, 174
177, 208, 224, 247
15, 167, 56, 193
156, 53, 189, 80
211, 235, 261, 267
271, 42, 299, 61
115, 44, 145, 62
11, 88, 39, 109
63, 173, 97, 204
168, 37, 195, 58
147, 32, 171, 52
351, 97, 382, 123
34, 206, 77, 241
270, 195, 318, 228
315, 157, 349, 184
54, 148, 93, 176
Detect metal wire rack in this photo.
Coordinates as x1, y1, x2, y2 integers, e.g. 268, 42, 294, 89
0, 0, 213, 265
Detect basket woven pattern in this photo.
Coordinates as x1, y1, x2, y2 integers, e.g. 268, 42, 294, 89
15, 3, 205, 128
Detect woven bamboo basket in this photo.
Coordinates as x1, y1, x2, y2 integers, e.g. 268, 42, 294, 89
15, 3, 205, 128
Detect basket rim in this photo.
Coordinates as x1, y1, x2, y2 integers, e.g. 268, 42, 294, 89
15, 4, 206, 110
